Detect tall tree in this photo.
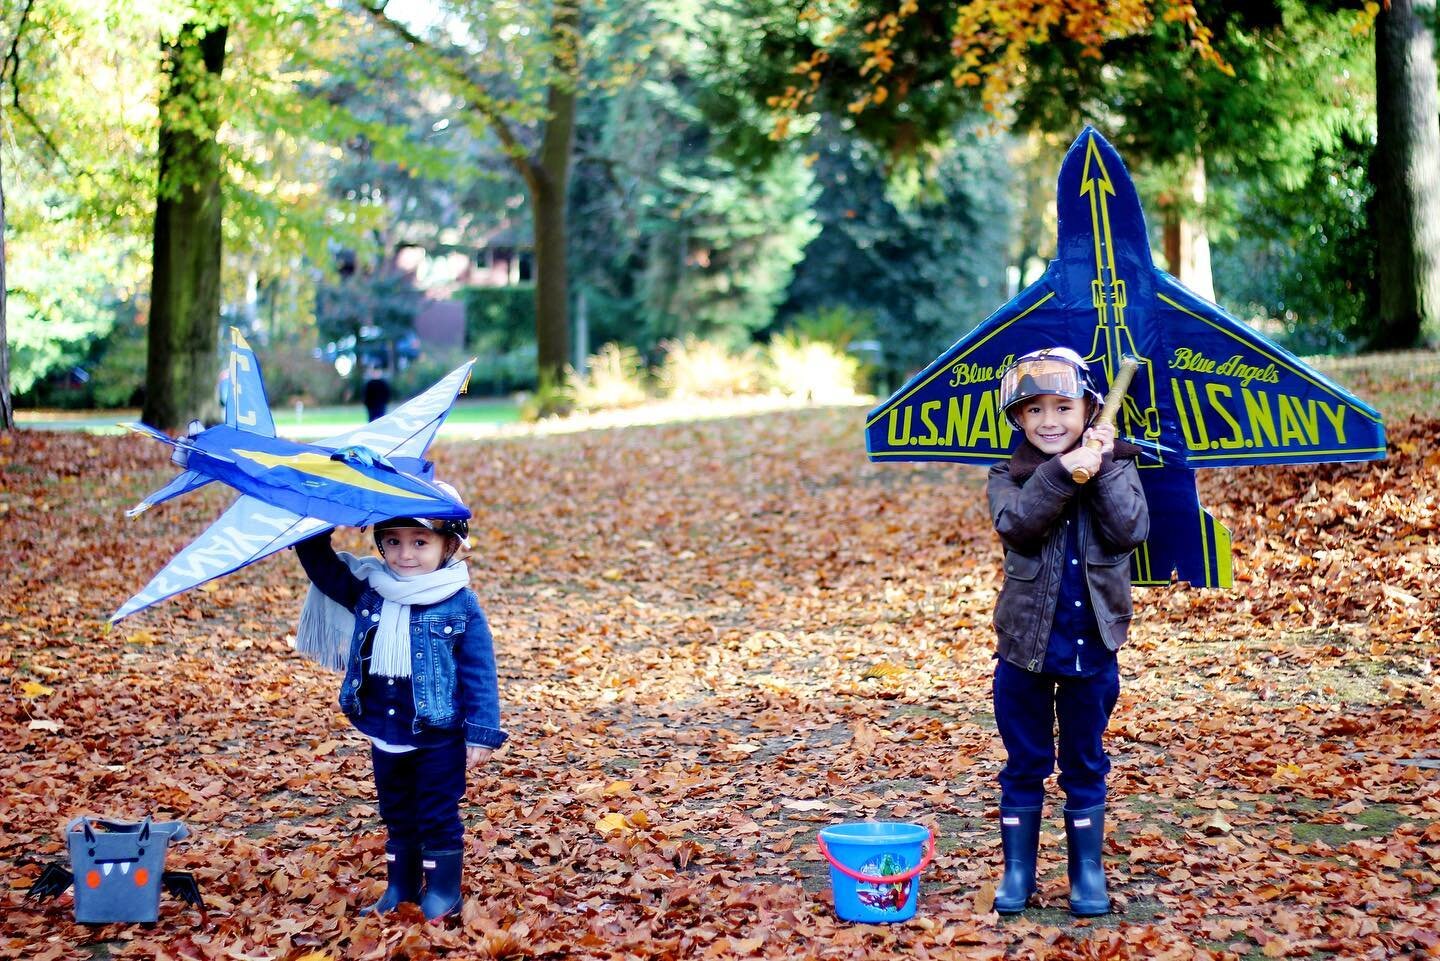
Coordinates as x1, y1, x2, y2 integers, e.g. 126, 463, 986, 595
0, 0, 46, 431
1012, 2, 1373, 301
0, 133, 10, 432
1371, 0, 1440, 347
362, 0, 581, 396
774, 122, 1013, 379
143, 20, 229, 430
4, 2, 410, 416
736, 0, 1381, 323
567, 1, 820, 353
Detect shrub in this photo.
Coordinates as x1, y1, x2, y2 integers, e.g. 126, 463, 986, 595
567, 343, 649, 411
88, 326, 148, 408
765, 333, 864, 402
462, 285, 535, 353
787, 304, 875, 350
257, 343, 349, 406
657, 336, 762, 399
392, 347, 475, 401
519, 369, 574, 421
470, 343, 537, 396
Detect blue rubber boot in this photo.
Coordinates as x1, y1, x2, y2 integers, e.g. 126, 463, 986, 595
419, 849, 463, 921
1064, 805, 1110, 917
994, 806, 1042, 913
359, 844, 422, 916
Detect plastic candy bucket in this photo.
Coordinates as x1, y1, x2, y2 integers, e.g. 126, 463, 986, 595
817, 821, 935, 923
66, 816, 189, 924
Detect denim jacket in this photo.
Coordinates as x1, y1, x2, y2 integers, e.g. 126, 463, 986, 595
986, 440, 1149, 672
296, 533, 508, 749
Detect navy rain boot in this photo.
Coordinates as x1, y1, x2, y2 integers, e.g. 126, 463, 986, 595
359, 844, 423, 916
994, 806, 1042, 914
1064, 805, 1110, 916
419, 849, 464, 921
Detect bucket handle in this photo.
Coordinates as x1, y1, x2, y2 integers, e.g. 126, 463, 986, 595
817, 828, 935, 885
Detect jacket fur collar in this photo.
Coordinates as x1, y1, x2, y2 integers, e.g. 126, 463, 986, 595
1008, 437, 1143, 483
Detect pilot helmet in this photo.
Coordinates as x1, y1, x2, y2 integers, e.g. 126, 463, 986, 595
999, 347, 1103, 428
373, 481, 470, 560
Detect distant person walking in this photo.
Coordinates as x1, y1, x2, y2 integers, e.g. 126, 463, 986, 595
363, 368, 392, 422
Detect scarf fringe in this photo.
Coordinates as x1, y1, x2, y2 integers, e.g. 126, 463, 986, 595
294, 585, 353, 672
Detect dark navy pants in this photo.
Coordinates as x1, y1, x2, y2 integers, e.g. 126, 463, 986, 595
371, 737, 466, 850
993, 657, 1119, 810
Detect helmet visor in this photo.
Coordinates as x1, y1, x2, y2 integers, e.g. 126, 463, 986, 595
1000, 357, 1086, 408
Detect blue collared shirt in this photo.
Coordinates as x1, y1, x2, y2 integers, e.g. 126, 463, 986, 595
1043, 502, 1116, 677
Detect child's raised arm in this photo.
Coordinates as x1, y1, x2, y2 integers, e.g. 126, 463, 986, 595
295, 529, 364, 609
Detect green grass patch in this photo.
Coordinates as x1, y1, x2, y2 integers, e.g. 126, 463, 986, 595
15, 397, 521, 435
274, 397, 520, 429
1291, 801, 1403, 844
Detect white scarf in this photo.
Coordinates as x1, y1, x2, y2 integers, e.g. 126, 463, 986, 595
295, 552, 469, 677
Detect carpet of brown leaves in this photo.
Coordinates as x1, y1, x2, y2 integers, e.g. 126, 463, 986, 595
1, 406, 1437, 960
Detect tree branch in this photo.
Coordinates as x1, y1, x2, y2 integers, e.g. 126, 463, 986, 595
1, 0, 72, 174
354, 0, 538, 189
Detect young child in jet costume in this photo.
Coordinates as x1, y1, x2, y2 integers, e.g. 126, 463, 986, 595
986, 347, 1149, 916
293, 483, 505, 921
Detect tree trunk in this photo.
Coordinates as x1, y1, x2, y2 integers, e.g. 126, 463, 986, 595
0, 143, 13, 430
533, 172, 571, 386
1372, 0, 1440, 349
1161, 153, 1216, 302
531, 1, 579, 391
143, 23, 228, 431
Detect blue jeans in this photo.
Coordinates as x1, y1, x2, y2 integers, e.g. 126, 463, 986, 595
371, 736, 466, 850
993, 657, 1119, 810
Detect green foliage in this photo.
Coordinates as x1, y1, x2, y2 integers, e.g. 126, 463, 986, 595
786, 304, 876, 350
567, 1, 819, 353
1013, 0, 1375, 257
567, 343, 650, 412
463, 285, 535, 353
657, 336, 763, 399
775, 125, 1014, 387
699, 0, 981, 170
764, 333, 863, 401
255, 341, 349, 406
1211, 132, 1377, 353
7, 259, 118, 398
462, 286, 537, 394
88, 319, 149, 409
468, 344, 538, 397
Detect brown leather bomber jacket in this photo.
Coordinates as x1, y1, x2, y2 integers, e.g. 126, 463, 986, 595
985, 440, 1150, 672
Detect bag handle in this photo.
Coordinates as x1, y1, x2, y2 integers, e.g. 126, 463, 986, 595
817, 828, 935, 885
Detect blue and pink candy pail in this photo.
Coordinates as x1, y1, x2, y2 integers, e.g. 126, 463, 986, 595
817, 821, 935, 923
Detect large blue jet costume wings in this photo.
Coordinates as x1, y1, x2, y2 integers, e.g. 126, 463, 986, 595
864, 127, 1386, 588
112, 329, 476, 621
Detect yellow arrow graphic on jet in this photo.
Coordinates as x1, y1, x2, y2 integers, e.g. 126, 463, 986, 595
1080, 134, 1124, 378
233, 450, 431, 499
